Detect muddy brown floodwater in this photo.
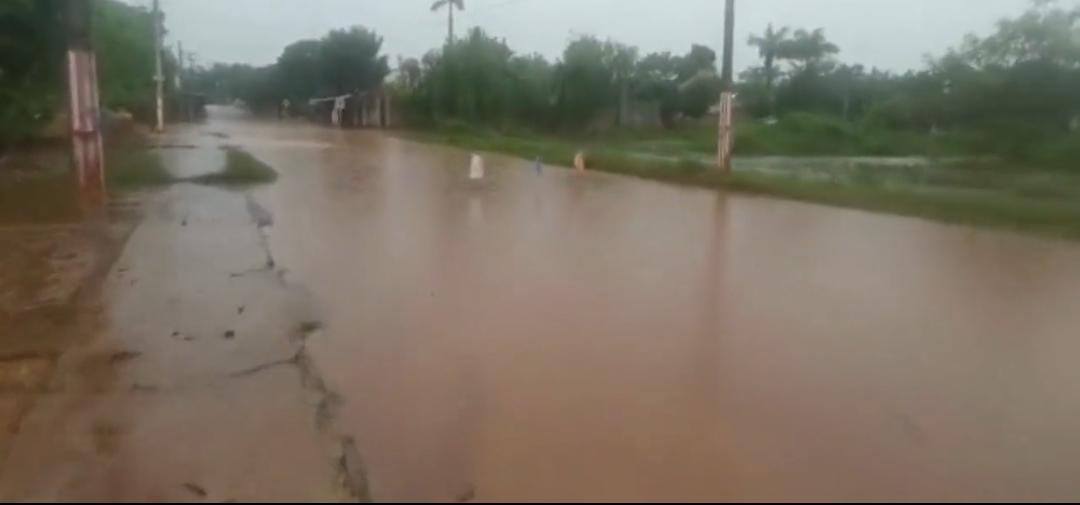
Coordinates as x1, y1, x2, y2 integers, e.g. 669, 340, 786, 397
221, 107, 1080, 501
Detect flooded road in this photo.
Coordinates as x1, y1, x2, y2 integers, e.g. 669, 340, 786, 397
184, 109, 1080, 500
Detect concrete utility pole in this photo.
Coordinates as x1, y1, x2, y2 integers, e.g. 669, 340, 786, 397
176, 41, 184, 91
717, 0, 735, 172
65, 0, 106, 201
152, 0, 164, 132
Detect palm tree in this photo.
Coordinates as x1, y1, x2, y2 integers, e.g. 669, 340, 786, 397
778, 28, 839, 74
431, 0, 465, 45
748, 23, 790, 114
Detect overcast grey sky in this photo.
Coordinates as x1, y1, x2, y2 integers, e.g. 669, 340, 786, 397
133, 0, 1048, 72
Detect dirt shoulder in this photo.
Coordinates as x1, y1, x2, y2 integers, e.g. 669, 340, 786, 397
0, 131, 358, 500
0, 195, 140, 466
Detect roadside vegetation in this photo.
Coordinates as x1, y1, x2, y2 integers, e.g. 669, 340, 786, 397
385, 1, 1079, 168
105, 146, 277, 189
106, 149, 173, 188
408, 125, 1080, 239
1, 0, 276, 192
188, 148, 278, 186
0, 0, 182, 152
182, 27, 390, 114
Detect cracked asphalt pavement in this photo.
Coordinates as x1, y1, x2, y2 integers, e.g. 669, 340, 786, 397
0, 181, 358, 501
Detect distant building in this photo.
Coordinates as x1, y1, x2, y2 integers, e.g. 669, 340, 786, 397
307, 87, 392, 129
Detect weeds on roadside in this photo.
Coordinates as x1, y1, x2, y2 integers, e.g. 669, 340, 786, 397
106, 149, 174, 188
189, 148, 277, 186
106, 147, 277, 189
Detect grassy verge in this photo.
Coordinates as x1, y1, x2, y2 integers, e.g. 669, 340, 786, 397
105, 147, 277, 189
189, 148, 278, 186
106, 149, 174, 188
726, 172, 1080, 239
403, 128, 1080, 240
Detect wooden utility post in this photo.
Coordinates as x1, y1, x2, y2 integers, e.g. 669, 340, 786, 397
717, 0, 735, 172
65, 0, 105, 201
152, 0, 164, 132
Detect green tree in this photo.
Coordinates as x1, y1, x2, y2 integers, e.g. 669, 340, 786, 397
635, 52, 681, 125
778, 28, 839, 74
677, 44, 717, 81
674, 44, 719, 119
276, 39, 322, 100
417, 28, 517, 122
927, 0, 1080, 158
318, 27, 390, 95
748, 24, 790, 114
772, 28, 840, 115
633, 46, 720, 123
397, 57, 422, 92
959, 0, 1080, 68
188, 25, 390, 113
636, 52, 680, 84
508, 53, 555, 123
677, 72, 721, 118
1, 0, 167, 146
555, 36, 616, 126
94, 0, 160, 117
0, 0, 63, 147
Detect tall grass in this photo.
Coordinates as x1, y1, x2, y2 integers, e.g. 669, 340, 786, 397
106, 149, 174, 188
188, 148, 278, 185
106, 147, 278, 189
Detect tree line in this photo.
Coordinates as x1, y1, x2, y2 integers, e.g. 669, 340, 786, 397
0, 0, 179, 149
587, 1, 1073, 163
185, 27, 390, 114
737, 2, 1080, 162
2, 0, 1077, 165
394, 30, 724, 128
192, 0, 1078, 163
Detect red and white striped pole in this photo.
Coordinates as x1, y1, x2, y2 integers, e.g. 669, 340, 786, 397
152, 0, 164, 133
66, 0, 106, 202
717, 0, 735, 172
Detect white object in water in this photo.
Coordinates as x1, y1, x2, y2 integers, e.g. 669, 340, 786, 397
469, 153, 485, 180
574, 151, 586, 172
